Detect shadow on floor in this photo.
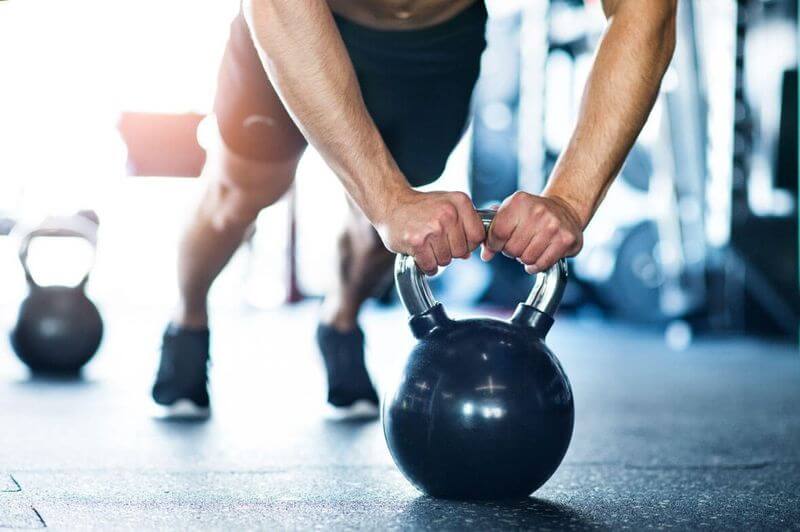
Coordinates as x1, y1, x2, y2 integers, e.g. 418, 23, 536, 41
13, 373, 97, 388
399, 495, 596, 529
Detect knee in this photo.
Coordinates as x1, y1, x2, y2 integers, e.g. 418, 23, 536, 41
205, 149, 297, 232
204, 180, 260, 232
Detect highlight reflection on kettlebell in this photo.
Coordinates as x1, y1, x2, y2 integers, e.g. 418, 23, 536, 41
10, 211, 104, 375
383, 209, 574, 501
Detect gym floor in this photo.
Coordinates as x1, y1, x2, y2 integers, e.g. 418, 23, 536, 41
1, 302, 798, 530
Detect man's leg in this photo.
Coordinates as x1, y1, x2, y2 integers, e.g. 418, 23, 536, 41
316, 202, 392, 418
175, 141, 300, 330
152, 138, 303, 419
319, 201, 395, 333
153, 10, 307, 418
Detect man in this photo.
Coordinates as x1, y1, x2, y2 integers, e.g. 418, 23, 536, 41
152, 0, 677, 418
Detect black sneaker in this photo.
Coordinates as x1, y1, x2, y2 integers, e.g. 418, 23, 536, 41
151, 324, 211, 419
316, 323, 379, 420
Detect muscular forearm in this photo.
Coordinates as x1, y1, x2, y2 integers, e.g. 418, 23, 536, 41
544, 2, 677, 228
243, 0, 409, 223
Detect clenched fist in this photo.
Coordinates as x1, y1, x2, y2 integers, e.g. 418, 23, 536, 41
482, 191, 583, 274
375, 189, 485, 275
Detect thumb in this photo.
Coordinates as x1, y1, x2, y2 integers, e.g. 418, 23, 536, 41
481, 244, 495, 262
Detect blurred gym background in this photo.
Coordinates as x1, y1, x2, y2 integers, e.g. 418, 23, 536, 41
0, 0, 797, 352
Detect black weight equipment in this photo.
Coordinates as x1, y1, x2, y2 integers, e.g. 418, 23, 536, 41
596, 221, 668, 324
10, 211, 103, 375
383, 210, 573, 501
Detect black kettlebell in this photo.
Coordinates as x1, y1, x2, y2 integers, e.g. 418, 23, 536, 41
383, 210, 573, 500
10, 212, 103, 375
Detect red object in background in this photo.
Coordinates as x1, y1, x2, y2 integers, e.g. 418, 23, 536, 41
118, 112, 206, 177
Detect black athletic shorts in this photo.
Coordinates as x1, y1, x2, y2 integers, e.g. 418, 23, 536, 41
213, 2, 487, 187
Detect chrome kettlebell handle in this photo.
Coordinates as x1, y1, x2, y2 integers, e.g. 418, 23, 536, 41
395, 209, 568, 325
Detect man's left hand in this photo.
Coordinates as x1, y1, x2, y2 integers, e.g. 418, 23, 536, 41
482, 191, 584, 274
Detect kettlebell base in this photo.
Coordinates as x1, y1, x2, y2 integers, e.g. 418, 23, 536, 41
23, 366, 84, 380
416, 485, 541, 502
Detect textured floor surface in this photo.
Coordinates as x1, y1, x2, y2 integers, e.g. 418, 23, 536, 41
0, 302, 798, 530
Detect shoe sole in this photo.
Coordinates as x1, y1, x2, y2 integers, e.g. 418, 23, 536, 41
152, 399, 210, 420
324, 399, 380, 421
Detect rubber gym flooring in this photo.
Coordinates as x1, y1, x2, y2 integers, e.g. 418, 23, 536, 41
0, 302, 798, 530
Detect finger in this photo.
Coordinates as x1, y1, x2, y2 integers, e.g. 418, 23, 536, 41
501, 224, 532, 260
526, 242, 563, 274
486, 212, 517, 254
448, 193, 483, 251
429, 234, 452, 268
481, 243, 495, 262
447, 218, 469, 259
520, 231, 550, 266
462, 207, 486, 252
414, 245, 438, 275
560, 230, 582, 257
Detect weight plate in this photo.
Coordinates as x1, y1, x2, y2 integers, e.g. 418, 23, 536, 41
597, 221, 669, 323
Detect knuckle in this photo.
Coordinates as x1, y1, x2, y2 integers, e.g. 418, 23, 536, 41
407, 233, 425, 248
567, 235, 583, 255
438, 203, 458, 222
451, 191, 472, 207
426, 222, 444, 237
510, 191, 530, 204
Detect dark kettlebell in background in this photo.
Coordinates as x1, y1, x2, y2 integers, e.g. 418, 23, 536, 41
10, 211, 103, 375
383, 210, 573, 501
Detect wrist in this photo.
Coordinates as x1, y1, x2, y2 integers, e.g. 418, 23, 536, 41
363, 179, 414, 225
542, 190, 591, 230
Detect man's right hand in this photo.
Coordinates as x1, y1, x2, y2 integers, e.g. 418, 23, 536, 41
374, 189, 486, 276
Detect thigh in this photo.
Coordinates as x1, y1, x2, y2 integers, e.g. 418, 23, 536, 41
213, 12, 307, 166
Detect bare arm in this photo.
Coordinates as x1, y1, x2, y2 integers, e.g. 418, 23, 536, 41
544, 0, 678, 226
486, 0, 678, 272
243, 0, 404, 220
243, 0, 485, 274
